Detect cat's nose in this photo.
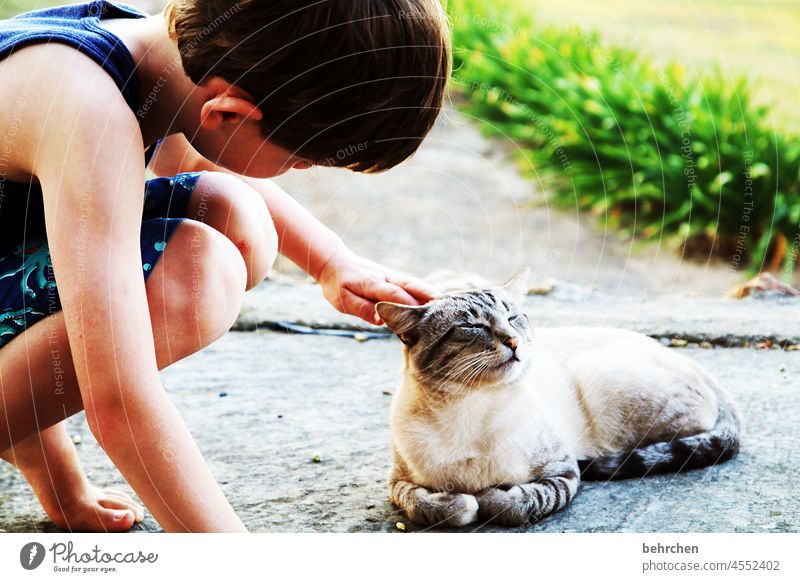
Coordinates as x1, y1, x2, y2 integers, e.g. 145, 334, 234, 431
502, 335, 518, 352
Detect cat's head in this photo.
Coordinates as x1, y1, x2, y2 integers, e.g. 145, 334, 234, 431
377, 270, 533, 393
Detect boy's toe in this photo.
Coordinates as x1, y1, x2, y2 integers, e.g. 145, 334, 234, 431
100, 489, 145, 521
95, 506, 137, 531
99, 498, 144, 524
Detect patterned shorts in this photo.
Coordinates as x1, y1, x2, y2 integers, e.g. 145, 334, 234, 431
0, 172, 204, 348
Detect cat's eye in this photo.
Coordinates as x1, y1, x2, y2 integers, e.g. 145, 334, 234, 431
458, 322, 487, 330
508, 314, 525, 324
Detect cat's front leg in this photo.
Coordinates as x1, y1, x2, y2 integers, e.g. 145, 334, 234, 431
389, 469, 479, 527
477, 457, 580, 527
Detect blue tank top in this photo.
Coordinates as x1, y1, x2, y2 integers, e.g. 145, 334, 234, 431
0, 0, 158, 250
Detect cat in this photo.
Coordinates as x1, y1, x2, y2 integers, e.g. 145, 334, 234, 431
376, 271, 742, 528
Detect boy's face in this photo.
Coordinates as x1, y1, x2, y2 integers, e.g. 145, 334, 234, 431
193, 119, 312, 178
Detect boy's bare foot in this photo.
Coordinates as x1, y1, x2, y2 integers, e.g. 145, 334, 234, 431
1, 423, 145, 532
37, 481, 145, 532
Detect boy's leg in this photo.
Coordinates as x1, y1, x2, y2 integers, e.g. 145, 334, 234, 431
0, 220, 250, 530
0, 422, 144, 531
0, 220, 247, 448
1, 170, 276, 531
143, 171, 278, 290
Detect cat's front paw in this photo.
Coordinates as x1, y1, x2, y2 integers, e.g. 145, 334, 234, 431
477, 486, 529, 527
408, 492, 479, 527
440, 493, 480, 527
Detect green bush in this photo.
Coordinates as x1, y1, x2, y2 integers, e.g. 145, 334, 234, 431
446, 0, 800, 276
0, 1, 63, 20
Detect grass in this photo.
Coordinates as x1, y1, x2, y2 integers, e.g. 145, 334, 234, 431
531, 0, 800, 133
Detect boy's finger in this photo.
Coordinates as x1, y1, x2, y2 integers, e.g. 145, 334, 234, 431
373, 281, 419, 306
341, 290, 380, 325
386, 275, 439, 301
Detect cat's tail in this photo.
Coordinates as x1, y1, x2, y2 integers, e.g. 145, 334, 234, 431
578, 368, 743, 481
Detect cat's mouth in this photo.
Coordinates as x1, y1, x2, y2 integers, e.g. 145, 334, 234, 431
494, 354, 521, 370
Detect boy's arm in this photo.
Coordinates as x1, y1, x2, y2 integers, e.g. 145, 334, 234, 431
32, 47, 244, 532
151, 134, 438, 323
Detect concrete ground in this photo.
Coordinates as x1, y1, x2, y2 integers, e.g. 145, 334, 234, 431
1, 281, 798, 533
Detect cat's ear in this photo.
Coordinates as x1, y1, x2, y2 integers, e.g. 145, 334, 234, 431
502, 268, 531, 299
376, 302, 427, 346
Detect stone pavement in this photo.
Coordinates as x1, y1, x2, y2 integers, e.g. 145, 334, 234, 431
1, 280, 798, 533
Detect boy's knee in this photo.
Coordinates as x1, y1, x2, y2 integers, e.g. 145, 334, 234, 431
154, 220, 247, 346
194, 172, 278, 290
188, 222, 247, 340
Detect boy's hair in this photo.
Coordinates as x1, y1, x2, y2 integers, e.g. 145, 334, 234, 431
165, 0, 452, 172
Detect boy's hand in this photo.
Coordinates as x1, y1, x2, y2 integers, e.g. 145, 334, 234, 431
317, 249, 439, 325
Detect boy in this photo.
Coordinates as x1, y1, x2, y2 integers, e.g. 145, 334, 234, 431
0, 0, 450, 532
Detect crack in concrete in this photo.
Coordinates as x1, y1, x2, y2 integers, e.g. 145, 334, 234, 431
232, 321, 800, 351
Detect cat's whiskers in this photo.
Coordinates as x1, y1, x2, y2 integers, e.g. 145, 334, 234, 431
411, 334, 485, 378
431, 353, 496, 395
426, 364, 487, 396
424, 350, 486, 381
425, 353, 488, 393
459, 360, 491, 389
439, 353, 482, 375
423, 332, 524, 395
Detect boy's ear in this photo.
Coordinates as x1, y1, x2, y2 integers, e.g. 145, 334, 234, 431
501, 267, 531, 299
199, 77, 263, 130
376, 302, 427, 346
